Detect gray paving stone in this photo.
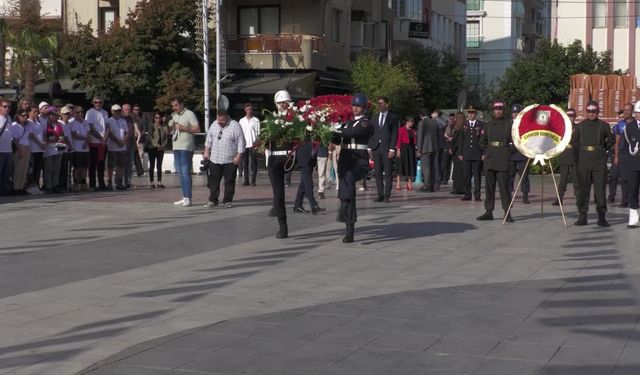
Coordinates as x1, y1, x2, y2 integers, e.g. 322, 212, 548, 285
365, 331, 441, 352
426, 336, 499, 357
486, 341, 560, 363
114, 347, 199, 370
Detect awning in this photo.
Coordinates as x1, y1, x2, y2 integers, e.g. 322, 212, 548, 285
33, 78, 87, 95
221, 72, 317, 99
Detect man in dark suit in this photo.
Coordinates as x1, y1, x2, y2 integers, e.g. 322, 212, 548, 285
293, 142, 325, 214
368, 96, 399, 203
454, 105, 483, 201
416, 109, 440, 192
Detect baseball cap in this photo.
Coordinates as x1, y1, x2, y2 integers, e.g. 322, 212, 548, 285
47, 106, 58, 114
60, 106, 72, 115
492, 101, 506, 110
111, 104, 122, 112
566, 108, 576, 117
38, 101, 49, 110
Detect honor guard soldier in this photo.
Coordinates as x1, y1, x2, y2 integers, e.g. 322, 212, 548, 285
509, 103, 531, 204
553, 108, 579, 206
574, 101, 615, 227
333, 93, 372, 243
621, 102, 640, 228
268, 90, 295, 238
478, 100, 514, 222
454, 105, 484, 201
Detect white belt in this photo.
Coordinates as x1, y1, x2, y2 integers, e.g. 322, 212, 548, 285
343, 144, 368, 150
271, 151, 290, 156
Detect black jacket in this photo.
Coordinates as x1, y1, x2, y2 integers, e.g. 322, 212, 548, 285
573, 118, 615, 171
479, 117, 513, 172
454, 120, 484, 161
368, 111, 399, 153
416, 118, 439, 154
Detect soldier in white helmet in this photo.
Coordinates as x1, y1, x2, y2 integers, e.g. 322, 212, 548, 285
268, 90, 294, 238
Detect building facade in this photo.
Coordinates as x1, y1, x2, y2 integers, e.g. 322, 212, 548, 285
63, 0, 138, 34
552, 0, 640, 77
466, 0, 550, 90
392, 0, 466, 59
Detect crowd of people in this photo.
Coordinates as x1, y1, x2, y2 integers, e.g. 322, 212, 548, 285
2, 92, 638, 231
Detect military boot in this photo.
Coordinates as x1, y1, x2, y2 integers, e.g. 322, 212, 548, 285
575, 213, 588, 226
476, 211, 494, 221
504, 210, 515, 223
522, 193, 530, 204
343, 223, 354, 243
276, 218, 288, 238
597, 212, 610, 228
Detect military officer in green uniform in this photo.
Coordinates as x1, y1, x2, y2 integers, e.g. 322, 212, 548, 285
552, 108, 579, 206
477, 100, 514, 222
574, 101, 615, 227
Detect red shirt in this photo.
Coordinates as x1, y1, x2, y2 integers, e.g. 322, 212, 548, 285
396, 126, 416, 149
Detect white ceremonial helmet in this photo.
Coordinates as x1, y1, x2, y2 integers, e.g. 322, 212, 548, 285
634, 101, 640, 113
274, 90, 292, 104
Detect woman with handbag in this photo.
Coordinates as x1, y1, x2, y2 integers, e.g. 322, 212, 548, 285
145, 112, 168, 188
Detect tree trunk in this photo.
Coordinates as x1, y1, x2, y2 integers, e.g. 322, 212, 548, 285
22, 60, 36, 103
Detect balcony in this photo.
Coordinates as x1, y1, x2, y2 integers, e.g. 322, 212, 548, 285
226, 34, 327, 71
466, 36, 483, 48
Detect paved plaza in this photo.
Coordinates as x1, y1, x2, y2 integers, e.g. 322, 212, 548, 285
0, 172, 639, 375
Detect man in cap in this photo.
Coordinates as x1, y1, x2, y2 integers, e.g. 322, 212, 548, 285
553, 108, 579, 206
509, 103, 531, 204
38, 101, 49, 125
622, 101, 640, 228
574, 100, 615, 227
105, 104, 129, 190
610, 103, 633, 207
453, 105, 483, 201
478, 101, 514, 222
334, 93, 372, 243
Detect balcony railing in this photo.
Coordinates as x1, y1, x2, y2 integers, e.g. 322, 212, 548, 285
227, 34, 325, 54
467, 0, 483, 11
466, 36, 483, 48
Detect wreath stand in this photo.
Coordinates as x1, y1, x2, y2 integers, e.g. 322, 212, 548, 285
503, 157, 567, 228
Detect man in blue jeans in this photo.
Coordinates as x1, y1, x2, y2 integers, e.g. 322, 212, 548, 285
168, 97, 200, 207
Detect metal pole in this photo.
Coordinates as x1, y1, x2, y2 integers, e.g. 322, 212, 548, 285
203, 0, 211, 132
215, 0, 221, 118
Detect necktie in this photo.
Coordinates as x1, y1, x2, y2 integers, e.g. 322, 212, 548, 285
379, 113, 385, 128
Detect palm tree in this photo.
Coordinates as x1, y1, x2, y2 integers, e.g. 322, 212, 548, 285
6, 27, 58, 102
0, 20, 7, 84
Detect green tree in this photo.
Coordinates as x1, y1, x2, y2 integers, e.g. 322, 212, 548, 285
491, 39, 613, 105
349, 53, 422, 117
61, 0, 212, 110
393, 47, 465, 110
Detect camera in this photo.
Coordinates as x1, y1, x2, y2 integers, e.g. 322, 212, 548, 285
199, 159, 209, 172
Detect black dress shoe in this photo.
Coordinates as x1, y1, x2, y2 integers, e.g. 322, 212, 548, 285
461, 196, 472, 201
522, 195, 530, 204
597, 213, 610, 227
419, 187, 429, 192
319, 192, 326, 199
627, 225, 638, 229
477, 211, 494, 221
383, 197, 390, 203
251, 182, 257, 186
504, 212, 515, 223
474, 197, 482, 202
608, 197, 615, 203
619, 202, 629, 208
551, 199, 560, 206
293, 206, 310, 214
374, 197, 384, 202
242, 182, 250, 186
311, 206, 326, 214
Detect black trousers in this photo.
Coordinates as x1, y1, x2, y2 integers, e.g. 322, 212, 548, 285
421, 152, 438, 189
338, 149, 369, 223
207, 162, 238, 204
463, 159, 482, 199
242, 148, 258, 184
627, 171, 640, 209
577, 168, 607, 214
148, 149, 164, 182
268, 155, 288, 220
373, 150, 393, 199
441, 149, 452, 183
30, 152, 43, 187
609, 163, 628, 203
509, 159, 530, 195
59, 153, 71, 191
558, 163, 578, 198
89, 145, 106, 188
294, 165, 318, 207
484, 169, 510, 212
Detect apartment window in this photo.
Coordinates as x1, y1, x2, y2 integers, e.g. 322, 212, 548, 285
467, 0, 483, 12
467, 20, 480, 48
593, 0, 606, 28
98, 7, 118, 33
614, 0, 627, 28
466, 58, 480, 85
332, 9, 341, 43
238, 6, 280, 35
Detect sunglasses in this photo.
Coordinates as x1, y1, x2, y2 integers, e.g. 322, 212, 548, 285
218, 130, 223, 140
75, 111, 84, 114
1, 105, 10, 108
93, 101, 102, 104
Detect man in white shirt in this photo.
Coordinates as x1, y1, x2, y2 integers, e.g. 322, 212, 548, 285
71, 106, 90, 191
10, 108, 32, 194
203, 109, 245, 208
58, 106, 74, 192
27, 105, 46, 194
239, 103, 260, 186
105, 104, 129, 190
0, 99, 13, 196
85, 96, 109, 191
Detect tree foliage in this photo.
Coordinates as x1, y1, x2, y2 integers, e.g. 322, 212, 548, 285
393, 47, 465, 110
491, 39, 613, 106
61, 0, 213, 111
349, 53, 422, 117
